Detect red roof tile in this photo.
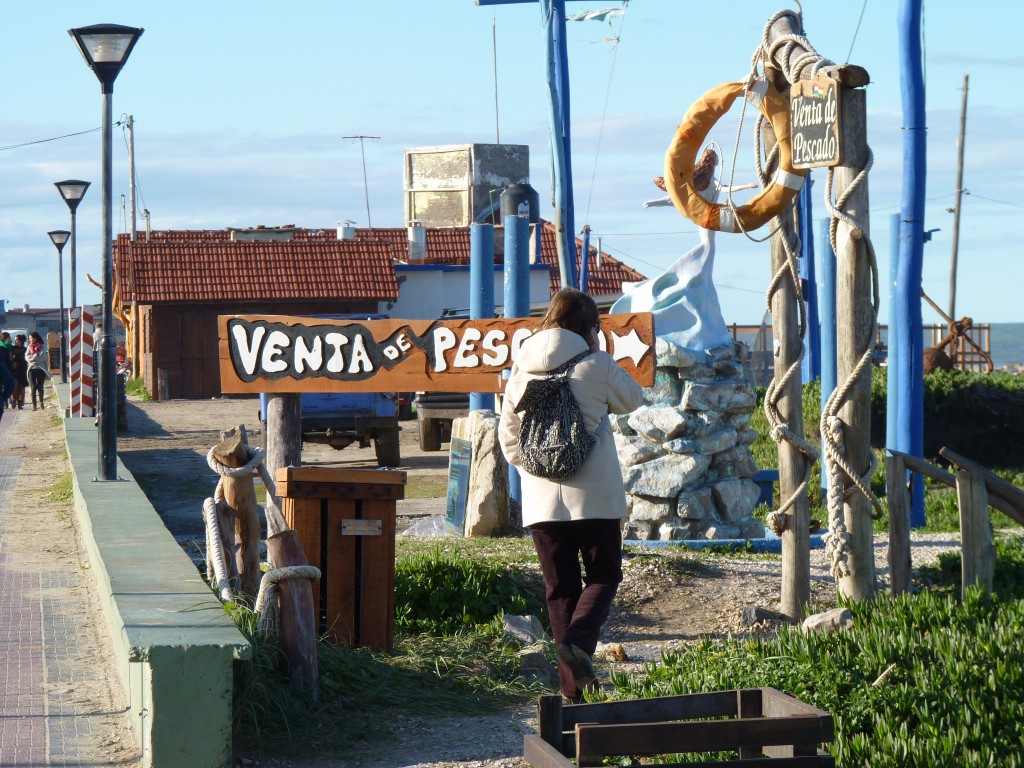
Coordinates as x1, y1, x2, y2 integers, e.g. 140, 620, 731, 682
115, 237, 398, 303
114, 223, 645, 304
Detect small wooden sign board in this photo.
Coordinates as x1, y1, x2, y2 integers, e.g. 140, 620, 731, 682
790, 75, 841, 169
218, 313, 654, 394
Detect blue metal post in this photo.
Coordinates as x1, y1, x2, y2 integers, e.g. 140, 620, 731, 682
470, 223, 495, 412
540, 0, 578, 288
800, 177, 820, 383
579, 225, 590, 293
817, 217, 837, 498
898, 0, 927, 527
886, 213, 901, 461
504, 214, 531, 506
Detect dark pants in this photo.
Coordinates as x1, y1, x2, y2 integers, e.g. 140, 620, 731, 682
29, 369, 46, 408
529, 518, 623, 698
0, 364, 13, 419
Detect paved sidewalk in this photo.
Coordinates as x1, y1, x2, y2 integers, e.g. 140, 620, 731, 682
0, 406, 140, 766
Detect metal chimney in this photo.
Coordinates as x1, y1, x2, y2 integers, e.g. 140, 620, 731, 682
408, 220, 426, 262
337, 220, 356, 240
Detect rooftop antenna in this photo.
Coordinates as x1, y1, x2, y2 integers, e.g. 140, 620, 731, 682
344, 135, 380, 229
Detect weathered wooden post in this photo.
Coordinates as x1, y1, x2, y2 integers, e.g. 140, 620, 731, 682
956, 469, 994, 597
885, 452, 912, 595
263, 393, 301, 538
210, 425, 262, 596
831, 86, 876, 600
764, 9, 876, 606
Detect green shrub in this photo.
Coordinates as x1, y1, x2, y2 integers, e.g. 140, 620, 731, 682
609, 540, 1024, 767
125, 377, 152, 400
394, 547, 545, 635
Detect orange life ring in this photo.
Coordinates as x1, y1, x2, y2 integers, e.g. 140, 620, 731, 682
665, 78, 807, 233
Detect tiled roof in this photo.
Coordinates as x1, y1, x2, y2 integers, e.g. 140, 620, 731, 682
297, 224, 646, 296
114, 237, 399, 303
114, 223, 645, 304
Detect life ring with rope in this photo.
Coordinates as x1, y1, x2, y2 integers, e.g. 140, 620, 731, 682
664, 78, 807, 233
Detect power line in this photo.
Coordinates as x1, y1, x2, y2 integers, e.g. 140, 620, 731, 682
963, 190, 1024, 211
344, 135, 380, 228
0, 126, 100, 152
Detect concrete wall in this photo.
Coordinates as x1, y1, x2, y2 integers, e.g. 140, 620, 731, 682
386, 263, 550, 319
60, 388, 249, 767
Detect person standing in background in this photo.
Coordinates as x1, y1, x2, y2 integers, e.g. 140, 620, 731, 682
9, 335, 28, 409
499, 289, 644, 702
25, 332, 48, 410
0, 333, 14, 421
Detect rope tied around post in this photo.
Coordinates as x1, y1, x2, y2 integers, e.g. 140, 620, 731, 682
254, 565, 322, 638
819, 145, 885, 580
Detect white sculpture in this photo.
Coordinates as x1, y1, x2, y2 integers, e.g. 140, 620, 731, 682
612, 150, 732, 352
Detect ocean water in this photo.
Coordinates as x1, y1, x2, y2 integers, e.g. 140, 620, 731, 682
990, 323, 1024, 369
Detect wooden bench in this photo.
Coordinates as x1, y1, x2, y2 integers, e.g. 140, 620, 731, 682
525, 688, 834, 767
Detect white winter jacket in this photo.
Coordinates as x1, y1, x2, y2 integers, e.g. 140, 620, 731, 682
499, 328, 644, 527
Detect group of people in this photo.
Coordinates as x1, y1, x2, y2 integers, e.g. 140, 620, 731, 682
0, 331, 48, 422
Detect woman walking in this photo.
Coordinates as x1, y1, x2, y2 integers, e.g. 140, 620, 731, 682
9, 335, 28, 409
25, 332, 48, 410
499, 289, 644, 702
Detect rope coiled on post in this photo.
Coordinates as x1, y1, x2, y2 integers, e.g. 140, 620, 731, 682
253, 565, 321, 638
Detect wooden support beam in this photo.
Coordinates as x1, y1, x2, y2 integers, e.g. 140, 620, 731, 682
956, 470, 994, 597
264, 393, 301, 537
211, 426, 261, 597
886, 454, 912, 595
941, 447, 1024, 525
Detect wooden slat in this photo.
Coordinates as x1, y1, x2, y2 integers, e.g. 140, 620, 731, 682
325, 498, 357, 646
537, 695, 565, 752
957, 471, 995, 597
523, 734, 575, 768
886, 454, 913, 596
575, 716, 828, 763
890, 449, 1024, 522
761, 688, 833, 723
356, 499, 396, 651
278, 481, 405, 501
277, 467, 407, 486
736, 688, 763, 759
581, 753, 834, 768
561, 690, 739, 729
941, 448, 1024, 525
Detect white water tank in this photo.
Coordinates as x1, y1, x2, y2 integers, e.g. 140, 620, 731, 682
337, 220, 356, 240
407, 220, 426, 262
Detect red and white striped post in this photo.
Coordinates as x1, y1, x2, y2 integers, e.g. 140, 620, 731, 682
69, 306, 96, 417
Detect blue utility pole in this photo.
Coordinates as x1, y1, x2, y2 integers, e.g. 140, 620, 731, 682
799, 177, 819, 383
817, 217, 836, 499
470, 223, 496, 412
897, 0, 927, 526
476, 0, 584, 288
504, 214, 531, 506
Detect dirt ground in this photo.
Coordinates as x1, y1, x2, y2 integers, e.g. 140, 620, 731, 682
113, 396, 960, 768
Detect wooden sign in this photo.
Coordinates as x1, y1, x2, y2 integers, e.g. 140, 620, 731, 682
789, 75, 841, 169
218, 313, 655, 394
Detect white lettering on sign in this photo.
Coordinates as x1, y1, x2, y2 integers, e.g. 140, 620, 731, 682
792, 133, 839, 166
789, 77, 841, 169
325, 333, 349, 373
453, 327, 482, 368
348, 334, 374, 373
261, 330, 291, 373
232, 324, 265, 376
481, 329, 509, 366
432, 327, 458, 373
294, 336, 322, 373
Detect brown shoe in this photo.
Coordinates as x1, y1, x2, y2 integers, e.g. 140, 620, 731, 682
557, 643, 597, 694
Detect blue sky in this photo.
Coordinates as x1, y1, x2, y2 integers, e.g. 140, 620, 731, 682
2, 0, 1022, 325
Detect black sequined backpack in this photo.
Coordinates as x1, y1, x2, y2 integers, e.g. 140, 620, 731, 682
513, 351, 595, 480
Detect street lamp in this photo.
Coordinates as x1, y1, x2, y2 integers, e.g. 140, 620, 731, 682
47, 230, 71, 384
54, 180, 90, 311
69, 22, 143, 482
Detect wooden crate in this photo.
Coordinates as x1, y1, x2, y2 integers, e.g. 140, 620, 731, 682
277, 467, 406, 651
525, 689, 834, 767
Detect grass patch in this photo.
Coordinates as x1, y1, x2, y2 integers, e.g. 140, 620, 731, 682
405, 473, 448, 500
126, 377, 152, 400
608, 538, 1024, 767
233, 538, 550, 754
48, 471, 74, 503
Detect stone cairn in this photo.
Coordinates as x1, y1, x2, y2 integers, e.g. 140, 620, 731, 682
612, 337, 766, 541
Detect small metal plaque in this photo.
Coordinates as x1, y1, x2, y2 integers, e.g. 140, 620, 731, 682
341, 519, 382, 537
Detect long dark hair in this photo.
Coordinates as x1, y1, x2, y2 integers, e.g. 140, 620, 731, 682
537, 288, 599, 341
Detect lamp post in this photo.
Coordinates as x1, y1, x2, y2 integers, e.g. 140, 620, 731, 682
69, 22, 143, 481
47, 230, 71, 384
54, 180, 91, 311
